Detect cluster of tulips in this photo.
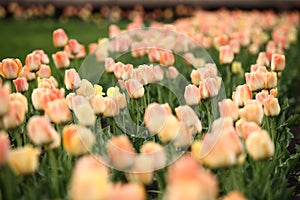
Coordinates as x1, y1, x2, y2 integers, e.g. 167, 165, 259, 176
0, 8, 299, 200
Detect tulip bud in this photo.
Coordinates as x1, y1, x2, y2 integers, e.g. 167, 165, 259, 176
72, 96, 96, 126
0, 83, 10, 117
199, 77, 221, 99
2, 100, 26, 130
32, 50, 49, 64
45, 99, 71, 124
218, 99, 239, 121
232, 84, 252, 107
25, 52, 41, 72
235, 119, 262, 139
13, 77, 29, 92
0, 58, 22, 79
264, 72, 277, 89
160, 50, 175, 66
158, 115, 180, 143
256, 52, 270, 66
0, 131, 10, 166
68, 39, 81, 55
20, 65, 36, 81
8, 145, 40, 176
64, 69, 81, 90
167, 66, 179, 79
106, 135, 136, 170
231, 61, 243, 75
125, 79, 145, 99
104, 57, 115, 73
63, 124, 95, 156
245, 72, 264, 91
246, 130, 274, 160
271, 54, 285, 72
175, 105, 202, 135
103, 97, 120, 117
53, 28, 68, 47
52, 51, 70, 69
184, 84, 201, 105
263, 96, 280, 117
239, 101, 264, 125
219, 45, 234, 64
36, 64, 51, 78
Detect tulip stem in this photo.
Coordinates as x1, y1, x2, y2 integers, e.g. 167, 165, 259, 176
226, 64, 231, 97
48, 150, 60, 198
156, 170, 166, 200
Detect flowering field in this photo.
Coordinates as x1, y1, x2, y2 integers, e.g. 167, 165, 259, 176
0, 6, 300, 200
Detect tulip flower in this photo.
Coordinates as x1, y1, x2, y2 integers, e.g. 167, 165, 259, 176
218, 99, 239, 121
114, 62, 133, 79
64, 69, 81, 90
219, 45, 234, 64
63, 124, 95, 156
32, 50, 49, 64
36, 64, 51, 78
44, 99, 71, 124
271, 53, 285, 72
231, 61, 243, 75
13, 77, 29, 92
68, 39, 81, 55
199, 77, 221, 99
106, 183, 146, 200
19, 65, 36, 81
2, 100, 26, 130
263, 96, 281, 117
0, 83, 10, 117
103, 97, 120, 117
246, 130, 274, 160
232, 84, 252, 107
148, 47, 161, 63
167, 66, 179, 79
106, 86, 127, 109
158, 115, 181, 143
0, 131, 10, 166
235, 119, 262, 139
160, 50, 175, 66
27, 115, 60, 146
239, 100, 264, 125
104, 57, 115, 73
140, 142, 166, 170
106, 135, 136, 170
256, 52, 270, 67
76, 79, 94, 97
52, 51, 70, 69
89, 94, 106, 115
125, 79, 144, 99
175, 105, 202, 135
0, 58, 22, 79
9, 92, 28, 112
69, 155, 109, 200
25, 52, 41, 72
72, 96, 96, 126
8, 145, 40, 176
184, 84, 201, 105
245, 72, 265, 91
109, 24, 121, 37
229, 39, 240, 54
222, 191, 248, 200
53, 28, 68, 47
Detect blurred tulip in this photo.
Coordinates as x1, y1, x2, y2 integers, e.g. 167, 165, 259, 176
106, 183, 146, 200
232, 84, 252, 107
0, 131, 10, 166
246, 130, 274, 160
125, 79, 144, 99
8, 145, 40, 176
167, 66, 179, 79
25, 52, 41, 72
109, 24, 121, 37
106, 86, 127, 109
158, 115, 180, 143
19, 65, 36, 81
36, 64, 51, 78
13, 77, 29, 92
68, 39, 81, 55
103, 97, 120, 117
239, 100, 264, 124
2, 100, 26, 130
256, 52, 270, 67
222, 191, 248, 200
27, 115, 60, 146
88, 43, 98, 53
69, 155, 110, 200
184, 84, 201, 105
218, 99, 239, 121
148, 47, 161, 63
32, 50, 49, 64
160, 50, 175, 66
140, 142, 166, 170
235, 119, 262, 139
271, 53, 285, 72
231, 61, 243, 75
45, 99, 71, 124
175, 105, 202, 135
219, 45, 234, 64
72, 96, 96, 126
90, 94, 106, 115
255, 90, 269, 105
64, 69, 81, 90
0, 83, 11, 117
0, 58, 22, 79
76, 79, 94, 97
31, 88, 64, 110
106, 135, 136, 170
229, 39, 240, 54
264, 72, 277, 89
52, 51, 70, 69
199, 77, 221, 99
263, 96, 281, 117
245, 72, 265, 91
53, 28, 68, 47
63, 124, 95, 156
9, 93, 28, 113
105, 57, 115, 73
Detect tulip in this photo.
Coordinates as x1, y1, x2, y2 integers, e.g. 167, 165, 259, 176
9, 92, 28, 112
8, 145, 40, 176
36, 64, 51, 78
114, 62, 134, 79
125, 79, 144, 99
0, 83, 10, 117
229, 39, 240, 54
69, 155, 109, 200
153, 65, 164, 82
231, 61, 243, 75
232, 84, 252, 107
90, 94, 106, 114
64, 69, 81, 90
256, 52, 270, 67
53, 28, 68, 47
144, 103, 171, 135
167, 66, 179, 79
270, 88, 278, 97
31, 88, 64, 110
246, 130, 274, 160
250, 64, 268, 73
175, 105, 202, 135
88, 43, 98, 53
255, 90, 269, 105
264, 72, 277, 89
184, 84, 201, 105
218, 99, 239, 121
106, 135, 136, 170
32, 50, 49, 64
131, 42, 147, 58
44, 99, 71, 124
0, 131, 10, 166
158, 115, 181, 143
38, 76, 58, 89
52, 51, 70, 69
109, 24, 121, 37
104, 57, 115, 73
173, 122, 193, 148
94, 84, 105, 95
72, 96, 96, 126
160, 50, 175, 66
0, 58, 22, 79
63, 124, 95, 156
19, 65, 36, 81
148, 47, 161, 63
263, 96, 281, 117
106, 183, 146, 200
13, 77, 29, 92
239, 100, 264, 124
219, 45, 234, 64
214, 34, 229, 50
199, 77, 221, 99
140, 142, 166, 170
68, 39, 81, 55
25, 52, 41, 72
222, 191, 248, 200
2, 100, 26, 130
210, 117, 234, 134
27, 115, 60, 146
76, 79, 94, 97
248, 43, 259, 55
103, 97, 120, 117
235, 119, 262, 139
271, 53, 285, 72
106, 86, 127, 109
245, 72, 265, 91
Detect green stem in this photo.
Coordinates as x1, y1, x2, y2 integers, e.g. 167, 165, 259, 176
48, 150, 60, 198
156, 170, 166, 200
157, 85, 162, 103
226, 64, 231, 97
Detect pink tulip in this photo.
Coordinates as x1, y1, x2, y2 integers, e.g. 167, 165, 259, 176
184, 84, 201, 105
0, 58, 22, 79
229, 39, 240, 54
232, 84, 252, 107
53, 28, 68, 47
68, 39, 81, 55
140, 142, 166, 170
235, 119, 262, 139
219, 45, 234, 64
19, 65, 36, 81
256, 52, 270, 66
245, 72, 265, 91
239, 100, 264, 125
167, 66, 179, 79
109, 24, 121, 37
9, 93, 28, 113
13, 77, 29, 92
88, 43, 98, 53
44, 99, 71, 124
0, 83, 10, 117
25, 52, 41, 72
255, 90, 269, 105
0, 131, 10, 166
32, 50, 49, 64
64, 69, 81, 90
175, 105, 202, 135
2, 100, 26, 130
36, 64, 51, 78
148, 47, 161, 63
104, 57, 115, 73
52, 51, 70, 69
264, 72, 277, 89
218, 99, 239, 121
160, 50, 175, 66
103, 97, 120, 117
38, 76, 58, 89
271, 53, 285, 72
125, 79, 144, 99
263, 96, 281, 117
199, 77, 221, 99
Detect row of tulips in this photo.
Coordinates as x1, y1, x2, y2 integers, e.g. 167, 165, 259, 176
0, 9, 299, 200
